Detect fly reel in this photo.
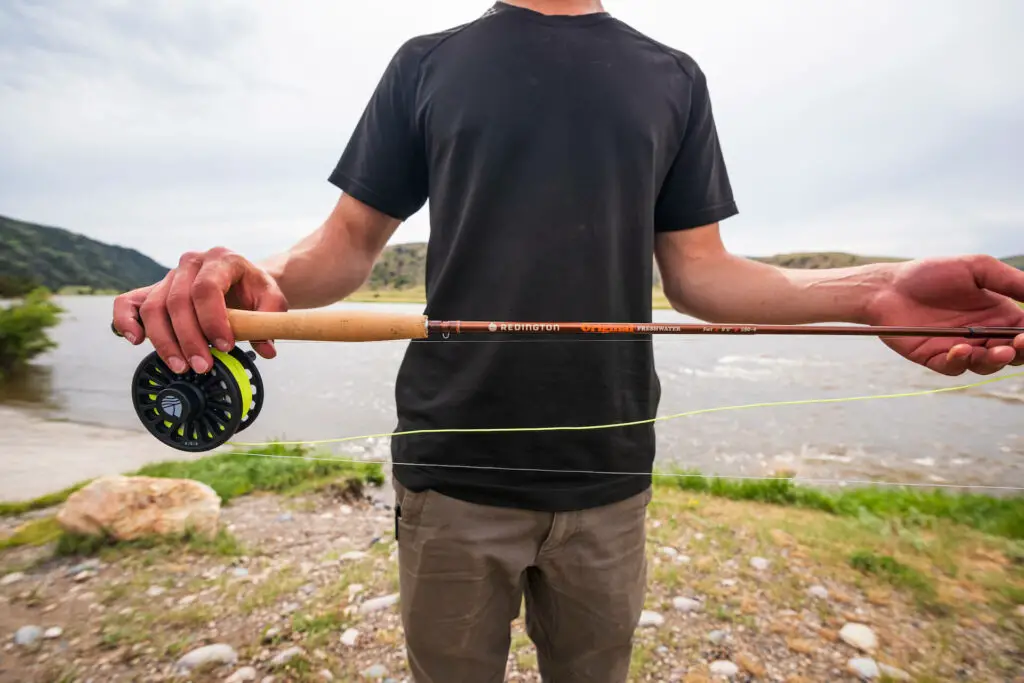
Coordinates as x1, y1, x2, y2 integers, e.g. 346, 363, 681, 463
130, 346, 264, 452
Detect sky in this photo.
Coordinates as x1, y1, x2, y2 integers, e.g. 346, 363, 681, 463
1, 0, 1021, 268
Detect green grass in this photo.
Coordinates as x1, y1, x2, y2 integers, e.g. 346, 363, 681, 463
653, 469, 1024, 540
0, 516, 63, 550
0, 443, 385, 518
849, 549, 940, 609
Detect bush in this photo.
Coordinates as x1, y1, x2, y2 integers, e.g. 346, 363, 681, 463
0, 287, 63, 380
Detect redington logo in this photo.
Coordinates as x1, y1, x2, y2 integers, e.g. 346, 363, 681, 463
494, 323, 561, 332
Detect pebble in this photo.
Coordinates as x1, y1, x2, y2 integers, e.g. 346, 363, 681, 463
672, 596, 702, 613
318, 670, 335, 681
807, 584, 830, 600
14, 625, 42, 647
146, 586, 166, 597
749, 557, 770, 571
231, 567, 250, 578
340, 628, 360, 646
340, 551, 368, 562
659, 547, 679, 558
340, 505, 353, 515
0, 572, 25, 586
175, 643, 238, 672
43, 627, 63, 639
280, 601, 300, 614
720, 578, 737, 587
709, 660, 739, 678
362, 664, 388, 679
878, 664, 911, 681
839, 623, 878, 653
263, 626, 282, 642
359, 593, 399, 614
270, 646, 304, 667
225, 667, 258, 683
847, 657, 879, 679
1015, 605, 1024, 618
277, 513, 293, 522
637, 610, 664, 627
707, 630, 727, 645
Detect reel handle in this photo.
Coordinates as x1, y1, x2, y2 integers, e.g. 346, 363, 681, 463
111, 309, 429, 343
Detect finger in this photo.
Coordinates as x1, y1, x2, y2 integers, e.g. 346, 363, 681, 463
138, 278, 188, 374
112, 290, 148, 345
249, 286, 288, 359
927, 343, 972, 376
968, 345, 1014, 375
192, 251, 246, 353
167, 253, 213, 374
969, 255, 1024, 302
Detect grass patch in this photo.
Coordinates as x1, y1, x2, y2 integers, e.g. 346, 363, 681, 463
849, 549, 939, 609
0, 443, 385, 519
54, 526, 245, 560
0, 516, 62, 550
654, 469, 1024, 540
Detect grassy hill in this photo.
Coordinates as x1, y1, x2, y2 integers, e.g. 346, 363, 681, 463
0, 214, 168, 297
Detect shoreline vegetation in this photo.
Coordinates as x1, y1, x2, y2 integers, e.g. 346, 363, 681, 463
1, 444, 1023, 681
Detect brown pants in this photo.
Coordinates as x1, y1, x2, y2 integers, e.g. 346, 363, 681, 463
394, 480, 652, 683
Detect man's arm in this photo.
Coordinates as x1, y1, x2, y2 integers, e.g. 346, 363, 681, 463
260, 193, 402, 309
654, 223, 892, 325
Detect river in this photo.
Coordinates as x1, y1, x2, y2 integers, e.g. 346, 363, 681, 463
1, 295, 1021, 501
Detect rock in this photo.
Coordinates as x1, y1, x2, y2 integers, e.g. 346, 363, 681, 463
839, 623, 878, 653
707, 630, 727, 645
340, 628, 360, 646
56, 476, 221, 541
270, 646, 304, 667
263, 626, 282, 642
43, 627, 63, 639
1, 572, 25, 586
637, 610, 664, 627
277, 513, 293, 522
318, 670, 335, 681
146, 586, 166, 597
358, 593, 399, 614
340, 551, 368, 562
878, 664, 911, 681
175, 643, 238, 672
807, 585, 829, 600
225, 667, 258, 683
1015, 605, 1024, 618
709, 660, 739, 678
14, 625, 42, 647
659, 547, 679, 558
720, 579, 737, 587
231, 567, 250, 578
673, 596, 702, 613
847, 657, 880, 679
749, 557, 770, 571
361, 664, 387, 679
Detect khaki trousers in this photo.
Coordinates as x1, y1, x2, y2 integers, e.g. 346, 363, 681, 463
393, 480, 652, 683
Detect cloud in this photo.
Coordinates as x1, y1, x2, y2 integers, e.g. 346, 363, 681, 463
0, 0, 1021, 268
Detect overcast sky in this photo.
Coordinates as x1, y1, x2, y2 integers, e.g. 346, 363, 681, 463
1, 0, 1021, 268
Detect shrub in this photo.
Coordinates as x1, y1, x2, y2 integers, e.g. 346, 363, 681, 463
0, 287, 63, 380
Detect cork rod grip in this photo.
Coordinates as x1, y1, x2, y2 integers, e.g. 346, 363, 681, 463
226, 309, 428, 342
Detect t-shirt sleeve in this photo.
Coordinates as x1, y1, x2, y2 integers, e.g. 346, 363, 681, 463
654, 66, 738, 232
328, 42, 428, 221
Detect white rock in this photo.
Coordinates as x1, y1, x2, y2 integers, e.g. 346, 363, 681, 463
43, 627, 63, 639
709, 660, 739, 678
13, 626, 42, 647
225, 667, 258, 683
361, 663, 387, 679
878, 663, 911, 681
358, 593, 399, 614
807, 584, 830, 600
848, 657, 880, 679
317, 670, 335, 681
0, 572, 25, 586
659, 547, 679, 558
676, 554, 691, 564
340, 505, 353, 515
637, 610, 664, 627
146, 585, 166, 597
339, 551, 368, 562
749, 557, 770, 571
347, 583, 365, 599
720, 579, 737, 587
175, 644, 238, 672
340, 628, 360, 646
672, 597, 702, 613
839, 623, 878, 653
270, 646, 305, 667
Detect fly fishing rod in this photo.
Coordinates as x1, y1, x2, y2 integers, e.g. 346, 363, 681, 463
114, 309, 1022, 453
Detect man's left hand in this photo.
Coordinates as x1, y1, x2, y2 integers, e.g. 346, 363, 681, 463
864, 255, 1024, 376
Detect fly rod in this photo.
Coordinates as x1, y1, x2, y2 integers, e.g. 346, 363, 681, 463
112, 309, 1022, 454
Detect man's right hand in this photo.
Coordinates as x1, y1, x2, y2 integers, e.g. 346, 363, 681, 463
112, 247, 288, 374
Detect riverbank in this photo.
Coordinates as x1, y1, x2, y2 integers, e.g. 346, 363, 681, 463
1, 446, 1023, 682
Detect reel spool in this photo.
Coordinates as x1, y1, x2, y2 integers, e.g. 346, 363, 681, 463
130, 346, 264, 452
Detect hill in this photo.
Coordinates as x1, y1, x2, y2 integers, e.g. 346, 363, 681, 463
0, 215, 168, 297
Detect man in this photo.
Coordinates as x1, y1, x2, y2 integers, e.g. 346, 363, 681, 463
113, 1, 1024, 681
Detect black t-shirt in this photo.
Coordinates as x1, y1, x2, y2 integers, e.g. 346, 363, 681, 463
328, 2, 737, 511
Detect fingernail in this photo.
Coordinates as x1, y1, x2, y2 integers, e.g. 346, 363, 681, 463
215, 338, 231, 352
168, 357, 187, 374
124, 333, 137, 344
191, 356, 210, 373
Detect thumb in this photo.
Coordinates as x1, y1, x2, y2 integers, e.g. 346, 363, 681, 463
970, 255, 1024, 302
